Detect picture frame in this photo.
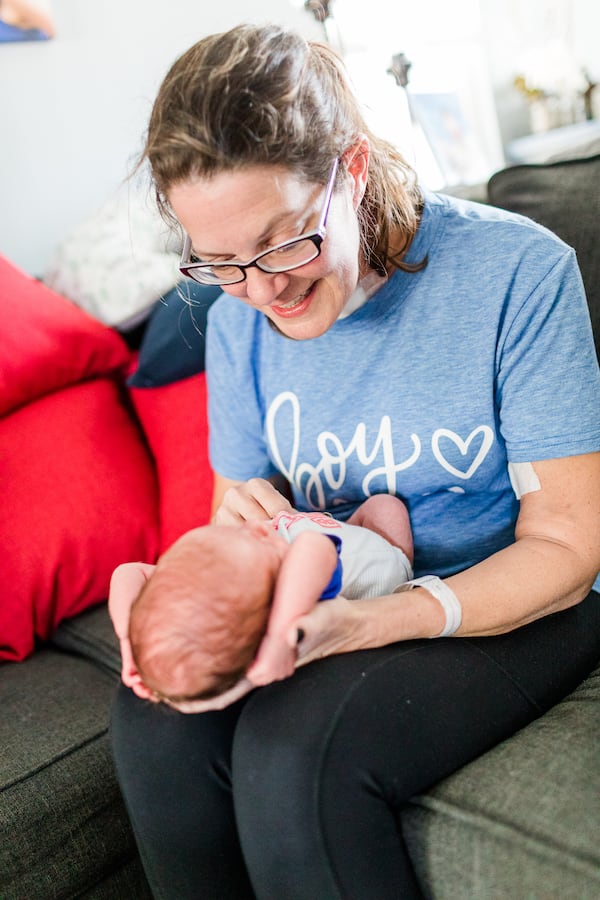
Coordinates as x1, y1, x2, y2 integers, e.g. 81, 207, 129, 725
409, 91, 492, 187
0, 0, 55, 43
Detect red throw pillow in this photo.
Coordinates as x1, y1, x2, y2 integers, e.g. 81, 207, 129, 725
0, 379, 160, 662
0, 254, 131, 416
129, 372, 213, 552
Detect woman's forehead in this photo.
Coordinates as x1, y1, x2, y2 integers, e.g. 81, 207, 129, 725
168, 165, 319, 257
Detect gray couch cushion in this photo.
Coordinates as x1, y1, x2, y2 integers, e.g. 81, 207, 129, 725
403, 660, 600, 899
51, 602, 121, 676
487, 154, 600, 360
414, 152, 600, 888
0, 647, 150, 899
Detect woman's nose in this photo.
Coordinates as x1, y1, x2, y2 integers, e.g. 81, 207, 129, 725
242, 268, 290, 307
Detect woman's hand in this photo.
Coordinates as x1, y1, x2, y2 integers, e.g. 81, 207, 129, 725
289, 590, 447, 666
163, 678, 256, 714
244, 600, 366, 687
245, 600, 365, 686
289, 596, 367, 667
212, 475, 294, 524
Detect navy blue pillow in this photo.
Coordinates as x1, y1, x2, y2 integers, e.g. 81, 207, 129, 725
128, 282, 222, 388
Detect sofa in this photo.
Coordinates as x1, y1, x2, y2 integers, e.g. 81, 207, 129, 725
0, 265, 217, 899
1, 153, 599, 899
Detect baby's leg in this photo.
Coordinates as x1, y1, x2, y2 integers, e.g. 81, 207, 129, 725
348, 495, 413, 563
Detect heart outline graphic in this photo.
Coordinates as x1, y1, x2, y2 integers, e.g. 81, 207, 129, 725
431, 426, 494, 480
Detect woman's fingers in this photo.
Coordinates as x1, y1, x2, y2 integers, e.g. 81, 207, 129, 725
164, 678, 255, 714
214, 478, 293, 523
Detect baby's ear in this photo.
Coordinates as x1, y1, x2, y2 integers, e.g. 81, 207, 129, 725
131, 679, 159, 702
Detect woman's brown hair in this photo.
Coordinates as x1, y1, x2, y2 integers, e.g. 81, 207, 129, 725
141, 23, 423, 275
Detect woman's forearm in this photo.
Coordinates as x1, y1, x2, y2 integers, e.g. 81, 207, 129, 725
445, 533, 596, 636
293, 529, 599, 669
353, 535, 597, 650
353, 454, 600, 645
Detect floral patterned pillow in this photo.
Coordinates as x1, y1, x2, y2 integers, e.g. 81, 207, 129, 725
44, 186, 182, 330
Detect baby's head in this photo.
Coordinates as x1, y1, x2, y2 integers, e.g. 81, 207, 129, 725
129, 522, 284, 703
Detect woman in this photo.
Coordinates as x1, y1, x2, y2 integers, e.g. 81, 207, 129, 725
111, 24, 600, 899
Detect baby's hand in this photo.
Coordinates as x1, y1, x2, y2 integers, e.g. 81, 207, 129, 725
115, 635, 163, 702
108, 561, 156, 690
118, 636, 140, 687
246, 633, 298, 687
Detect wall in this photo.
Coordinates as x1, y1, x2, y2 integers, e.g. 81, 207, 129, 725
0, 0, 320, 275
1, 0, 598, 275
480, 0, 600, 146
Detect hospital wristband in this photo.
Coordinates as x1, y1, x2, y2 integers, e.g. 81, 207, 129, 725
397, 575, 462, 637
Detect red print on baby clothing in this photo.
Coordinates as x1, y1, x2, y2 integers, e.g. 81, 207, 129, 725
271, 511, 342, 531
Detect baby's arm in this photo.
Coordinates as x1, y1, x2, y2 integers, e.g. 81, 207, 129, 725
246, 531, 339, 685
108, 562, 156, 689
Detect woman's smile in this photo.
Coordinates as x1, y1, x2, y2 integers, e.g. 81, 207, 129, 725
270, 284, 315, 318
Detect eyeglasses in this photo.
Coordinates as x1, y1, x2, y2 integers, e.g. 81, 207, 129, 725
179, 158, 339, 286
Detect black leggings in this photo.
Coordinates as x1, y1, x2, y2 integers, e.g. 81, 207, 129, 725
111, 591, 600, 900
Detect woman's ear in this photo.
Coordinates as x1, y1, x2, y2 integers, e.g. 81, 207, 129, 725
343, 136, 370, 210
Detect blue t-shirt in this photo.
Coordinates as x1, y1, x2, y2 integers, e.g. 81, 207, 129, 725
206, 192, 600, 588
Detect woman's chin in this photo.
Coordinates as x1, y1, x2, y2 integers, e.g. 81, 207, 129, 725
268, 312, 334, 341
